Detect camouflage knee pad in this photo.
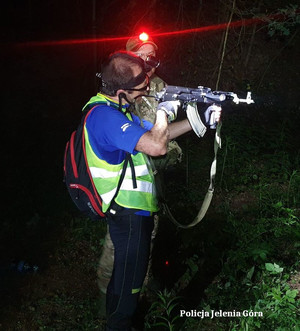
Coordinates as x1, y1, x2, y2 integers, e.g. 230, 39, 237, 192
97, 227, 114, 294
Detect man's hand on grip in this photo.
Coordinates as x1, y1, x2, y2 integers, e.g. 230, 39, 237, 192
204, 104, 222, 129
158, 101, 181, 122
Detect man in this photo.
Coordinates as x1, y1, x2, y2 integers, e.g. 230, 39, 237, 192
84, 51, 220, 330
85, 51, 189, 330
126, 33, 182, 289
97, 35, 182, 302
126, 33, 183, 169
126, 34, 165, 121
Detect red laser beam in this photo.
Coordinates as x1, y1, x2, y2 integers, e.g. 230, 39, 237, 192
152, 16, 262, 38
16, 14, 283, 47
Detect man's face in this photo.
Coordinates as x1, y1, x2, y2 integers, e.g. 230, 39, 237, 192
124, 65, 150, 103
134, 44, 156, 77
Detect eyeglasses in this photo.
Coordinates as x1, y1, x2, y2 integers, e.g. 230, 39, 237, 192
136, 51, 156, 60
126, 75, 150, 92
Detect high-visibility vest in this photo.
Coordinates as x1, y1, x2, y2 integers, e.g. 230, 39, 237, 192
83, 93, 158, 213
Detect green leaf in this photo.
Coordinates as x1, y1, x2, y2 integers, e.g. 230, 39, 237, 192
167, 303, 178, 316
225, 281, 231, 289
286, 289, 298, 299
247, 266, 255, 280
265, 263, 283, 274
153, 322, 169, 328
273, 201, 283, 209
171, 315, 181, 323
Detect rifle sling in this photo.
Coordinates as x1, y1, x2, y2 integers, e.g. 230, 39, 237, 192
162, 122, 222, 228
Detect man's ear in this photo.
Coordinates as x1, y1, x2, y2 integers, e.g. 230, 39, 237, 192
116, 89, 127, 97
116, 90, 131, 105
117, 89, 133, 98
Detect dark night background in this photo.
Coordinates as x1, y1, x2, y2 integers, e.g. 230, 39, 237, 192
1, 0, 299, 329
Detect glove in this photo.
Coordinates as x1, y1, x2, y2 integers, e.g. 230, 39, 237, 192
204, 104, 222, 129
157, 100, 181, 122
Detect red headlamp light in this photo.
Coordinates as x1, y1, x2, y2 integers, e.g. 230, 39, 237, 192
139, 32, 149, 42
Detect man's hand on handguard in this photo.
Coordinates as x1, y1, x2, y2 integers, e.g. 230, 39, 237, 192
157, 101, 181, 122
204, 104, 222, 129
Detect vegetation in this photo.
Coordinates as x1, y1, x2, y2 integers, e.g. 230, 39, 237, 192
149, 106, 300, 330
2, 96, 299, 331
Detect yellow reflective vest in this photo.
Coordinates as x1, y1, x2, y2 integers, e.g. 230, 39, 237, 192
82, 93, 158, 214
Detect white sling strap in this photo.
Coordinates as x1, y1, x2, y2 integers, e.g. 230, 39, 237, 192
162, 122, 222, 228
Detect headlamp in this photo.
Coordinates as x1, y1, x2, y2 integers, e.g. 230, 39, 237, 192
139, 32, 149, 42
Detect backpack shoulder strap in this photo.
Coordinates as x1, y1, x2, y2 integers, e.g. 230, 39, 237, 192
107, 153, 137, 215
83, 107, 137, 216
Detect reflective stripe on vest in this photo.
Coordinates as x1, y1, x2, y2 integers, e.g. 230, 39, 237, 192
90, 164, 149, 178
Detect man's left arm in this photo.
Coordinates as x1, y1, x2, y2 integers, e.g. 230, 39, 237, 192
156, 100, 192, 140
159, 101, 222, 139
168, 119, 192, 140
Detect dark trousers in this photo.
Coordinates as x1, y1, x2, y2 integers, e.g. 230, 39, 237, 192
106, 213, 154, 331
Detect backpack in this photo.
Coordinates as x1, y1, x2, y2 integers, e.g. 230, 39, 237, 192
63, 105, 133, 220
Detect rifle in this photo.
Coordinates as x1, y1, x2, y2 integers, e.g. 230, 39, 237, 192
155, 85, 255, 105
153, 85, 255, 132
152, 85, 254, 228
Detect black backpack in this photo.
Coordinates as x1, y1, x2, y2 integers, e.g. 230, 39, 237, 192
63, 105, 134, 220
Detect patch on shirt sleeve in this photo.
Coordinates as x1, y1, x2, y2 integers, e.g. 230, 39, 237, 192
121, 123, 132, 132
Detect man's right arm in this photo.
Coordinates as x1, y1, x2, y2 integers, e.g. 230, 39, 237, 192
135, 109, 169, 156
135, 110, 193, 157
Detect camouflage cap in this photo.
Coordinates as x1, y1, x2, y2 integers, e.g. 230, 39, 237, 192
126, 34, 158, 52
